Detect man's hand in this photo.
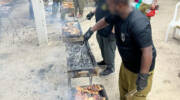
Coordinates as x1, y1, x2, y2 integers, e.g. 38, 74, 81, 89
83, 18, 108, 41
84, 28, 94, 41
86, 12, 94, 20
151, 3, 156, 10
136, 73, 149, 91
151, 0, 158, 10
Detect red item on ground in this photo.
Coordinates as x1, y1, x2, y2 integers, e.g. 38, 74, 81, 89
146, 10, 156, 17
146, 5, 159, 17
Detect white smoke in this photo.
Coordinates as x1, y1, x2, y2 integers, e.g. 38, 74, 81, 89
0, 0, 70, 100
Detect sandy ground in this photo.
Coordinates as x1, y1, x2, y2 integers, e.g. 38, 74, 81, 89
0, 0, 180, 100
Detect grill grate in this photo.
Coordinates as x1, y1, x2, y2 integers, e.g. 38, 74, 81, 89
66, 42, 96, 71
70, 85, 109, 100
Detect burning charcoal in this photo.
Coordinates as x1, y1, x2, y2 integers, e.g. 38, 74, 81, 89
65, 42, 95, 71
73, 85, 107, 100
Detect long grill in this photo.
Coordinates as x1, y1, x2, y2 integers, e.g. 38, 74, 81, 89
62, 20, 97, 78
62, 20, 108, 100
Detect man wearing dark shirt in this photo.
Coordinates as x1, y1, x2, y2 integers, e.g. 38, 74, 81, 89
84, 0, 156, 99
86, 0, 116, 76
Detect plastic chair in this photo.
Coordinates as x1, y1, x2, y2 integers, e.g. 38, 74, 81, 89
165, 2, 180, 42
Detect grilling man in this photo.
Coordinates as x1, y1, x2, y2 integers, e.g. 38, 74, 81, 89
73, 0, 85, 17
86, 0, 116, 76
84, 0, 157, 99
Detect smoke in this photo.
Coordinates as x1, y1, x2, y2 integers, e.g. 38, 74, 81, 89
0, 0, 98, 100
0, 0, 70, 100
0, 0, 36, 47
0, 0, 64, 46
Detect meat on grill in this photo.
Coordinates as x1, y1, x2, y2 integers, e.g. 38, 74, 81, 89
63, 22, 81, 36
75, 85, 106, 100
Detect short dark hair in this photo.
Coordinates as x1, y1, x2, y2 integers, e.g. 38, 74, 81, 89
113, 0, 129, 5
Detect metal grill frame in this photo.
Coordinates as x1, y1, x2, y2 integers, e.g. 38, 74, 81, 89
62, 20, 98, 88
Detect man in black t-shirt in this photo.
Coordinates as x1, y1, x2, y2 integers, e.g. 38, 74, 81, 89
84, 0, 157, 99
86, 0, 116, 76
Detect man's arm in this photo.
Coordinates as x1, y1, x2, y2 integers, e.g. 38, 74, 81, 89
84, 15, 117, 41
132, 18, 154, 91
140, 46, 153, 74
84, 18, 108, 41
136, 46, 153, 91
91, 18, 108, 32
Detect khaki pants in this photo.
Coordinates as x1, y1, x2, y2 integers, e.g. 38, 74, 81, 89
139, 3, 151, 19
119, 63, 154, 100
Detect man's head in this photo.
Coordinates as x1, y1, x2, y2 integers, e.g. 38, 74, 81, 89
106, 0, 130, 17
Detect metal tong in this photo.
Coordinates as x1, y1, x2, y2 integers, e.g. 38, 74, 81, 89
125, 89, 138, 100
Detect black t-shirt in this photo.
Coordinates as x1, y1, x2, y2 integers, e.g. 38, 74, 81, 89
105, 8, 156, 73
95, 0, 113, 37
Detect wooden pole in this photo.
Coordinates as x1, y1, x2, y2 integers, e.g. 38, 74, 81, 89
31, 0, 48, 45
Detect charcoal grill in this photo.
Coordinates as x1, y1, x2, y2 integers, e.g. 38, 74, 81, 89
62, 20, 84, 42
66, 41, 98, 87
62, 20, 109, 100
62, 21, 98, 88
70, 85, 109, 100
60, 1, 75, 20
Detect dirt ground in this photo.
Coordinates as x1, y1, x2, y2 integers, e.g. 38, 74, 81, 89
0, 0, 180, 100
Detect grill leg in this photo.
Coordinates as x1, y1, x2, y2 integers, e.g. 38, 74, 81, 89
89, 76, 93, 85
68, 77, 72, 88
68, 77, 72, 100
